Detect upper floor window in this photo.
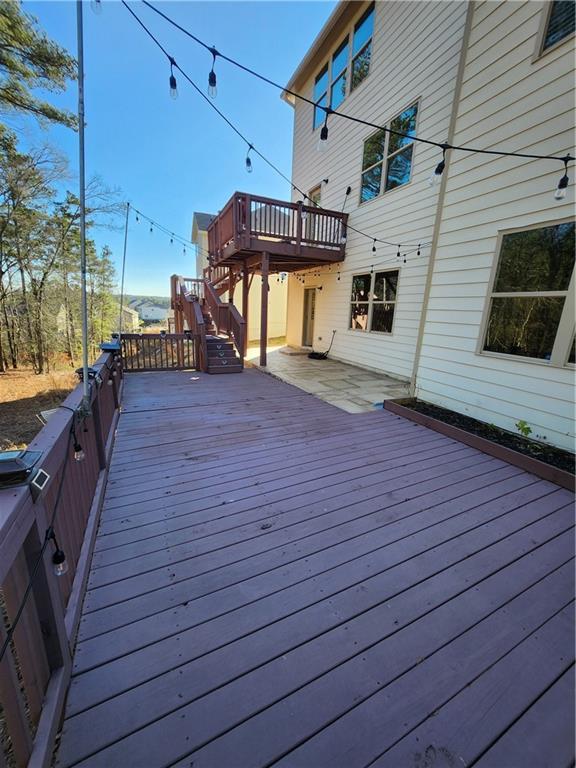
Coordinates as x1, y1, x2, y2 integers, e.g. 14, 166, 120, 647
313, 66, 328, 129
351, 4, 374, 90
483, 222, 575, 364
312, 3, 375, 129
331, 38, 349, 109
543, 0, 575, 50
360, 102, 418, 203
350, 269, 398, 333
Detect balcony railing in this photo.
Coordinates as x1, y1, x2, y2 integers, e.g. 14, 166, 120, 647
207, 192, 348, 265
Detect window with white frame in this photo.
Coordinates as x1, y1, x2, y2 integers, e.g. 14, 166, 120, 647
350, 270, 398, 333
360, 103, 418, 203
312, 4, 375, 129
543, 0, 575, 50
483, 222, 575, 364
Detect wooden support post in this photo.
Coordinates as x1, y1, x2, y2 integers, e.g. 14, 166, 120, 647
260, 252, 269, 367
242, 264, 249, 355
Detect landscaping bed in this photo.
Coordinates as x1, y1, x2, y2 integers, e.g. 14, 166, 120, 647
385, 398, 575, 490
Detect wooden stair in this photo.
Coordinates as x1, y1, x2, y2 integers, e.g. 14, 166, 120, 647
206, 335, 243, 374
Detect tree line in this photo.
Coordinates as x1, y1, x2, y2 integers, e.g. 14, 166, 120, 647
0, 0, 121, 374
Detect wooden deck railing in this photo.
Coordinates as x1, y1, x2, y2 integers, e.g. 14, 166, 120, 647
207, 192, 348, 263
171, 274, 245, 370
121, 333, 198, 372
0, 351, 122, 767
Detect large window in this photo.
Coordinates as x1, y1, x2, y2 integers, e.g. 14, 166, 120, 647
312, 4, 374, 129
350, 270, 398, 333
543, 1, 575, 50
331, 38, 349, 109
313, 66, 328, 129
483, 222, 575, 363
360, 103, 418, 203
351, 4, 374, 90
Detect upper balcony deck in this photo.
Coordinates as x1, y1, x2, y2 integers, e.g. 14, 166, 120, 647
207, 192, 348, 271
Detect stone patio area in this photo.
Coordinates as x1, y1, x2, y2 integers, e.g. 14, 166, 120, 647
246, 346, 409, 413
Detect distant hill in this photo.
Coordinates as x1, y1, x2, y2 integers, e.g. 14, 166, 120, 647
119, 295, 170, 309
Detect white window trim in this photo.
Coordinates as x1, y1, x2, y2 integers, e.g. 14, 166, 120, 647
533, 0, 576, 62
359, 100, 420, 205
349, 268, 400, 335
476, 218, 576, 368
311, 2, 375, 131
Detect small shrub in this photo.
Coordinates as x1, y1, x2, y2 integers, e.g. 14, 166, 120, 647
515, 420, 532, 438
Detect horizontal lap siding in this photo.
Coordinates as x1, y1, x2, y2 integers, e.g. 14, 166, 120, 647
287, 0, 468, 379
416, 0, 576, 451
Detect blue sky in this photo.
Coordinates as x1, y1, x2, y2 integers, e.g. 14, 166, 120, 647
20, 1, 336, 295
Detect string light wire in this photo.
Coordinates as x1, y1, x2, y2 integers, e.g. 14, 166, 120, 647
121, 1, 432, 251
141, 0, 573, 167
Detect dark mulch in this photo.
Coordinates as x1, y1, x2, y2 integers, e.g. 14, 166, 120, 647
397, 399, 575, 475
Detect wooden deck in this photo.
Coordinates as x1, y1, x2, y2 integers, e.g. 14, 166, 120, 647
56, 369, 575, 768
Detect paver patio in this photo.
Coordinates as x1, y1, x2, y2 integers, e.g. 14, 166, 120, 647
247, 346, 410, 412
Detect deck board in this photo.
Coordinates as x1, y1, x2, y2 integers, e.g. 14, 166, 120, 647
56, 369, 575, 768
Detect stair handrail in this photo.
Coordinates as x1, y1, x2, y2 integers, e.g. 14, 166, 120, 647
228, 302, 246, 363
175, 275, 208, 372
203, 277, 246, 365
191, 298, 208, 372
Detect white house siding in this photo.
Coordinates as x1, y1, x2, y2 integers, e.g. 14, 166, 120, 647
286, 0, 469, 379
415, 0, 575, 450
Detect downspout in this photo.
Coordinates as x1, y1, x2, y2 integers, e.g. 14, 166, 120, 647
410, 0, 476, 396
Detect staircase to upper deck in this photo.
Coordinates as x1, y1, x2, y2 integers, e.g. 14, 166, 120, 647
172, 191, 348, 370
171, 274, 245, 374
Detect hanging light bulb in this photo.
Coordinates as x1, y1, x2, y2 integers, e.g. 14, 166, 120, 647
245, 145, 253, 174
372, 239, 377, 254
135, 214, 139, 222
208, 48, 218, 98
90, 0, 102, 14
340, 224, 347, 245
52, 547, 68, 577
48, 529, 68, 577
429, 145, 448, 187
337, 271, 341, 281
417, 243, 421, 257
107, 375, 113, 386
149, 224, 153, 234
555, 158, 570, 200
73, 440, 85, 462
403, 254, 407, 264
169, 57, 178, 100
317, 121, 329, 153
170, 235, 174, 245
397, 245, 401, 259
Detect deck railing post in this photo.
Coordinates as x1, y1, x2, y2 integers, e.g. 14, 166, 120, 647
296, 200, 303, 255
91, 394, 107, 470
